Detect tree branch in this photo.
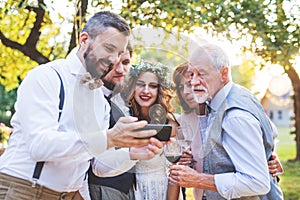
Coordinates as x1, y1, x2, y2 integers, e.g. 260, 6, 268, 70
24, 0, 46, 48
0, 30, 49, 64
0, 0, 49, 64
0, 31, 23, 50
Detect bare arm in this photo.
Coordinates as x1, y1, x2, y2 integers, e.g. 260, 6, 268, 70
166, 183, 181, 200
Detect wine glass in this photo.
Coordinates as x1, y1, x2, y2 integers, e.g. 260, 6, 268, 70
163, 139, 183, 180
176, 126, 194, 150
164, 140, 183, 164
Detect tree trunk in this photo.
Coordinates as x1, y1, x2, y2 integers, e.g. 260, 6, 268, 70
293, 84, 300, 161
285, 65, 300, 161
68, 0, 89, 54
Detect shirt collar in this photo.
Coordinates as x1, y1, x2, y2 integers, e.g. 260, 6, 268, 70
209, 81, 233, 112
101, 86, 112, 98
66, 47, 88, 76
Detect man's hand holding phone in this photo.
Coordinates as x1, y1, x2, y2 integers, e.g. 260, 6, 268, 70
134, 124, 172, 141
106, 116, 158, 149
128, 123, 173, 160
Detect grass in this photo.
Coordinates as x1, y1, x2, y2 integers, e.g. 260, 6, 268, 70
276, 126, 300, 200
186, 126, 300, 200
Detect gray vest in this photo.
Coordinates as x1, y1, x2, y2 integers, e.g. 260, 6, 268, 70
202, 84, 283, 200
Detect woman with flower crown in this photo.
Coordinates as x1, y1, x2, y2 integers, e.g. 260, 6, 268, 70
121, 60, 179, 200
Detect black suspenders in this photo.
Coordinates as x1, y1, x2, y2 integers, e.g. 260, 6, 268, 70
32, 68, 65, 187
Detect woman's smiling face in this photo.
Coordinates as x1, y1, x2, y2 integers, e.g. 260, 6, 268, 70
134, 71, 159, 108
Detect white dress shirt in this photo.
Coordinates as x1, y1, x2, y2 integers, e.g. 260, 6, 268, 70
0, 50, 122, 192
206, 82, 270, 199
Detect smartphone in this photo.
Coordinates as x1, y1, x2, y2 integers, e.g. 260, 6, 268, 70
135, 124, 172, 141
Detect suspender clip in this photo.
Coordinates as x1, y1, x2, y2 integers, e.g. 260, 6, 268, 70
32, 178, 37, 188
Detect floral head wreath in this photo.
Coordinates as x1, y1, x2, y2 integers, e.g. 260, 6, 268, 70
130, 60, 171, 88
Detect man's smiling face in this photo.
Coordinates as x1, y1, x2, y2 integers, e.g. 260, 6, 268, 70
84, 27, 128, 80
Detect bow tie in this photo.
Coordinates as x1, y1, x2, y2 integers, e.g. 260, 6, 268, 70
80, 73, 103, 90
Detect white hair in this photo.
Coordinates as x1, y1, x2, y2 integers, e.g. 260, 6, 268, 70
193, 43, 231, 71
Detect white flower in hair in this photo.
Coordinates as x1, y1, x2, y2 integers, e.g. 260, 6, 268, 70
130, 60, 171, 88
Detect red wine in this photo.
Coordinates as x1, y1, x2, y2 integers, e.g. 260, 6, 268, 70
165, 154, 182, 163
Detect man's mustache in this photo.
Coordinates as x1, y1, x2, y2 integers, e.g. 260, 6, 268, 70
192, 85, 208, 92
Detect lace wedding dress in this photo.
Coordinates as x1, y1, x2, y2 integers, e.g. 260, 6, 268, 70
134, 153, 168, 200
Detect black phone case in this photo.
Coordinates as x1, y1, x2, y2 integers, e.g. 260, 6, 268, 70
136, 124, 172, 141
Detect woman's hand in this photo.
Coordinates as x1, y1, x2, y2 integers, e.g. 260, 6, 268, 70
129, 137, 164, 160
268, 153, 284, 177
178, 149, 195, 166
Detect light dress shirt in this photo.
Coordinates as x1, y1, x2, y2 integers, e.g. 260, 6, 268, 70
198, 115, 208, 143
0, 49, 132, 193
204, 81, 270, 199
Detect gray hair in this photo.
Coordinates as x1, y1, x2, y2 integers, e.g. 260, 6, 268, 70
82, 11, 130, 39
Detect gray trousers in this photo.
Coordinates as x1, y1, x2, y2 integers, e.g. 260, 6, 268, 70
88, 184, 135, 200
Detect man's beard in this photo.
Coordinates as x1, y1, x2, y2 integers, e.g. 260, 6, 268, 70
192, 86, 210, 104
84, 50, 113, 80
102, 78, 116, 90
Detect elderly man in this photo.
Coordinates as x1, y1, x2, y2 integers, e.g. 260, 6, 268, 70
169, 43, 283, 200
